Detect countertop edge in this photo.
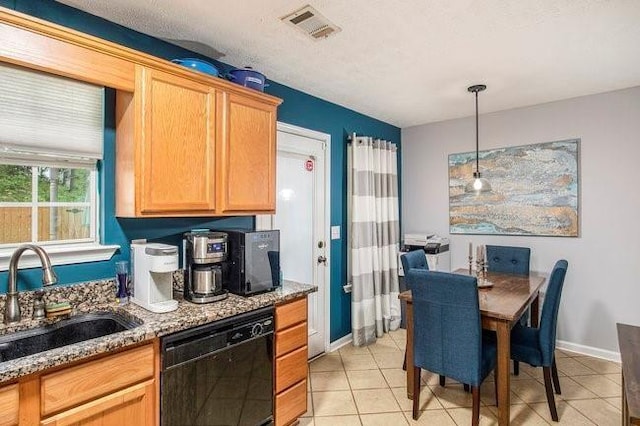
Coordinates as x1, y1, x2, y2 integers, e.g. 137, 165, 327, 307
0, 283, 316, 385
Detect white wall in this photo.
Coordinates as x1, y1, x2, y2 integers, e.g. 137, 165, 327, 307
401, 86, 640, 358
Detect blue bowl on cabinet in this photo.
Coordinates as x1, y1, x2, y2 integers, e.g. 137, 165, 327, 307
171, 58, 220, 77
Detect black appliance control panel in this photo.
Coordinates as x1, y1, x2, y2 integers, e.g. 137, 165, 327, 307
161, 306, 274, 370
229, 317, 274, 343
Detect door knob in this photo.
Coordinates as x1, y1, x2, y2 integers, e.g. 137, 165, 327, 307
317, 255, 327, 264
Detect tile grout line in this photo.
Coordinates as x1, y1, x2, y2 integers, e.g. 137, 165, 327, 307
314, 339, 618, 425
308, 368, 315, 421
346, 349, 365, 425
563, 398, 606, 425
513, 369, 618, 424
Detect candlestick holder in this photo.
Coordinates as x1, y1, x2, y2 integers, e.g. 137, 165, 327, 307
468, 255, 473, 275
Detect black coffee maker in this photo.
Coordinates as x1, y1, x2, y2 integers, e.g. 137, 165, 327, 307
183, 231, 229, 303
222, 229, 281, 296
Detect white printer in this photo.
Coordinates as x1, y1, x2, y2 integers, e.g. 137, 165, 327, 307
404, 232, 450, 254
398, 232, 450, 274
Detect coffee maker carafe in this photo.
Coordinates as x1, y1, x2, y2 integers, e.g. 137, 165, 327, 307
183, 231, 229, 303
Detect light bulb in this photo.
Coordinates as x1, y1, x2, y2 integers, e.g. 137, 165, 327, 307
465, 175, 492, 193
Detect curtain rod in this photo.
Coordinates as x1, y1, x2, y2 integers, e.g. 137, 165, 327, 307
346, 133, 397, 146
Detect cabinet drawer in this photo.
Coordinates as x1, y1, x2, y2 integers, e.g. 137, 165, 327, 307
41, 344, 154, 416
276, 321, 307, 357
0, 383, 18, 426
275, 345, 307, 393
276, 298, 307, 331
40, 380, 154, 426
275, 379, 306, 426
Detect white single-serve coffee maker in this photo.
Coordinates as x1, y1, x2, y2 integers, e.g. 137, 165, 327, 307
130, 240, 179, 313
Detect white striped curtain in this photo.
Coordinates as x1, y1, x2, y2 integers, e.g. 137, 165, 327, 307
349, 136, 401, 346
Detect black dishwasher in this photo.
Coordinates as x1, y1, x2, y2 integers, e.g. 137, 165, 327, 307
160, 306, 274, 426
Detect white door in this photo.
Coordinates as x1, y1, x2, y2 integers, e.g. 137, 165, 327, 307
257, 123, 330, 359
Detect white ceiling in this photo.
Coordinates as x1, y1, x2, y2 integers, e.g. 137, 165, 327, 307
57, 0, 640, 128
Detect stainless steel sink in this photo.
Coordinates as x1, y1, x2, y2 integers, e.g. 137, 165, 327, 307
0, 312, 141, 363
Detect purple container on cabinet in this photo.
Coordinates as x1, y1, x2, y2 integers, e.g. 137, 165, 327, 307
227, 67, 268, 92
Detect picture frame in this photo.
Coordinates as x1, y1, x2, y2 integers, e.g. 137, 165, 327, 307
449, 139, 580, 237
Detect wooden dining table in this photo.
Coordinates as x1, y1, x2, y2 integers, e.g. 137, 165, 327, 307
399, 268, 547, 426
617, 323, 640, 425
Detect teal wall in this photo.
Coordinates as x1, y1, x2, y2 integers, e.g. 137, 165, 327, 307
0, 0, 401, 342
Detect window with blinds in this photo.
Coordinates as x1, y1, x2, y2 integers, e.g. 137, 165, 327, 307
0, 63, 103, 249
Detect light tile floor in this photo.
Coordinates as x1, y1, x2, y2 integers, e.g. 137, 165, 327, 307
301, 328, 622, 425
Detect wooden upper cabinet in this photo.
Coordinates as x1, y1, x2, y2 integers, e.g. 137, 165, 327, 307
116, 66, 217, 216
139, 67, 216, 214
0, 8, 282, 216
218, 93, 277, 214
116, 66, 281, 217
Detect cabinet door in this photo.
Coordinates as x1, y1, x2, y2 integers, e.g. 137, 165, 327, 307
275, 379, 307, 426
275, 321, 307, 357
139, 67, 216, 214
41, 344, 154, 416
219, 92, 276, 213
0, 383, 18, 426
275, 345, 308, 393
40, 380, 154, 426
276, 298, 307, 331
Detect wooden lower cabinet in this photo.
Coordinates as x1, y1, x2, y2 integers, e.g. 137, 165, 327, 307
275, 379, 307, 426
0, 383, 19, 426
40, 344, 154, 417
39, 380, 154, 426
0, 342, 157, 426
275, 346, 308, 394
274, 297, 309, 426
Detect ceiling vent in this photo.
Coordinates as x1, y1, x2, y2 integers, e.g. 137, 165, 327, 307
281, 5, 341, 40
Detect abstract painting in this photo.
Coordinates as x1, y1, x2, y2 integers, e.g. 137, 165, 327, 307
449, 139, 579, 236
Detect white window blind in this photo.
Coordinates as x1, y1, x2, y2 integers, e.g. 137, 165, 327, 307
0, 63, 104, 160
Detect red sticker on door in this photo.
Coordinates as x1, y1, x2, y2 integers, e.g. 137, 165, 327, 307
305, 160, 314, 171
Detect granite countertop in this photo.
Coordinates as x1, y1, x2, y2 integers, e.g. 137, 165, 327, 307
0, 279, 316, 385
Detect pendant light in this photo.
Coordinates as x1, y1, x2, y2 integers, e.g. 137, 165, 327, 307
464, 84, 492, 193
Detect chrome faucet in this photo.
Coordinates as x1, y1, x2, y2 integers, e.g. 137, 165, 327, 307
4, 244, 58, 324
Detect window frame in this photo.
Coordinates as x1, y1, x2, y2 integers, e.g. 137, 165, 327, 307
0, 155, 118, 271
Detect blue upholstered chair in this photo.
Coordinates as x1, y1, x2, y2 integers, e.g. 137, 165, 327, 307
486, 245, 531, 375
510, 259, 568, 422
401, 250, 469, 389
400, 250, 428, 372
485, 245, 531, 276
400, 249, 429, 279
407, 270, 496, 424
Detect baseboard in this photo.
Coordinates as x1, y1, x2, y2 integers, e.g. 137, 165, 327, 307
329, 333, 353, 352
556, 339, 620, 363
327, 334, 619, 362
